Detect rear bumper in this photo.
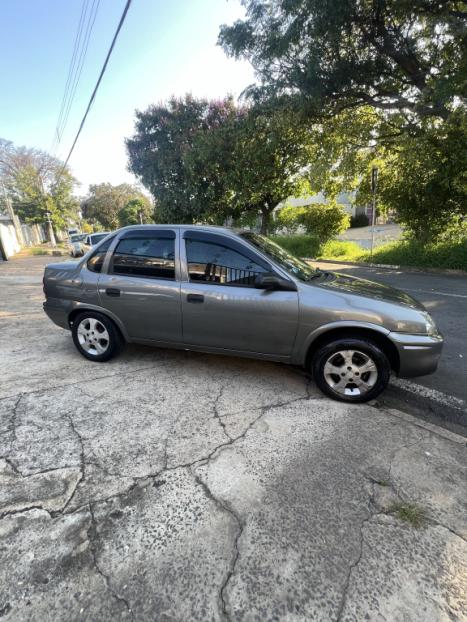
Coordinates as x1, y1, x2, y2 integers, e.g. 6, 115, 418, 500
389, 331, 443, 378
43, 299, 70, 330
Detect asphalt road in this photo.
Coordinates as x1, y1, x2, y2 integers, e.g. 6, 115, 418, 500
314, 261, 467, 431
1, 254, 466, 621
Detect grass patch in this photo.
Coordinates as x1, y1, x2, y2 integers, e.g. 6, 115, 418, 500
390, 503, 426, 528
318, 240, 368, 262
31, 248, 50, 255
270, 234, 321, 258
271, 235, 467, 271
368, 239, 467, 271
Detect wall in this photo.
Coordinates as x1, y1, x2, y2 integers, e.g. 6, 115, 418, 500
0, 217, 21, 259
21, 223, 47, 246
0, 217, 48, 259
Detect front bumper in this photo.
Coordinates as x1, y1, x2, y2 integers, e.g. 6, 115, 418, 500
389, 331, 444, 378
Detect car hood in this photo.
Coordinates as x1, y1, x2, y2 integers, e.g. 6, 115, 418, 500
315, 271, 425, 310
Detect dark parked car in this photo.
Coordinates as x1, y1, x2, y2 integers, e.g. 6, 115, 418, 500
43, 225, 443, 402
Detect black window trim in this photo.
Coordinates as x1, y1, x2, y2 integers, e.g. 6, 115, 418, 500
119, 229, 176, 240
183, 230, 274, 288
108, 232, 177, 281
86, 234, 117, 274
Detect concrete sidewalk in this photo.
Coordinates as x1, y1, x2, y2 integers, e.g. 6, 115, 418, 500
1, 255, 466, 621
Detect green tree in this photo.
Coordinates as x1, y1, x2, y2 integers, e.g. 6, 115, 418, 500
375, 112, 467, 242
127, 96, 314, 232
219, 0, 466, 122
118, 197, 154, 227
215, 105, 314, 233
82, 183, 149, 230
126, 95, 239, 224
0, 139, 79, 239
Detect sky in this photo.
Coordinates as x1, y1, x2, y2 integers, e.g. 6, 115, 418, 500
0, 0, 255, 195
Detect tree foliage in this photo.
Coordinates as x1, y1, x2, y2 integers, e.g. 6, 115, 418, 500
127, 96, 232, 224
219, 0, 466, 123
0, 138, 78, 232
376, 111, 467, 242
118, 197, 154, 227
82, 183, 150, 230
126, 96, 314, 232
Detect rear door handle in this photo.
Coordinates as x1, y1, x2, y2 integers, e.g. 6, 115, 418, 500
187, 293, 204, 303
106, 287, 120, 297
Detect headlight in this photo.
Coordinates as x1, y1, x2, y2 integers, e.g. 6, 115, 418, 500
421, 311, 438, 336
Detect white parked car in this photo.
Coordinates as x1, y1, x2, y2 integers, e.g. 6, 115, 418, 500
83, 232, 112, 251
69, 232, 112, 257
68, 233, 87, 257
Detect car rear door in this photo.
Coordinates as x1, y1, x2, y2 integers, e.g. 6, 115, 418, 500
97, 228, 182, 344
180, 230, 299, 357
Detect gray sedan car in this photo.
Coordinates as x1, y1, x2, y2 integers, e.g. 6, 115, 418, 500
43, 225, 443, 403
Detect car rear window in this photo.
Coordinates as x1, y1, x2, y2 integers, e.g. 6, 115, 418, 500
110, 235, 175, 280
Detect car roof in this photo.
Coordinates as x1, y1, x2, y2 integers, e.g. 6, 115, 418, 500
116, 224, 243, 237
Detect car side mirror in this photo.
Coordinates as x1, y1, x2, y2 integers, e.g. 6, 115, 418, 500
254, 272, 296, 291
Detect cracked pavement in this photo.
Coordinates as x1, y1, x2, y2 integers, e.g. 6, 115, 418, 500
1, 255, 466, 621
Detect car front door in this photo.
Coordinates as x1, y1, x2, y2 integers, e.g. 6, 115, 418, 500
181, 230, 299, 357
97, 228, 182, 343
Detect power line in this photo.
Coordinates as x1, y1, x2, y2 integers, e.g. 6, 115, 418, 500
51, 0, 89, 153
51, 0, 101, 155
57, 0, 101, 149
59, 0, 133, 177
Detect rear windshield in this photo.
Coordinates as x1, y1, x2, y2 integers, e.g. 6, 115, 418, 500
70, 234, 86, 242
90, 233, 109, 245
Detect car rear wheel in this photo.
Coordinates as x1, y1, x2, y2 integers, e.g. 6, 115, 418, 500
311, 337, 390, 403
71, 311, 123, 362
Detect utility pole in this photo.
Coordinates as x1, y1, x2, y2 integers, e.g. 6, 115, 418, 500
1, 181, 24, 246
370, 166, 378, 262
45, 211, 57, 247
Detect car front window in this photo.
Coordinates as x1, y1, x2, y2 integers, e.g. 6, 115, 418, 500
240, 232, 317, 282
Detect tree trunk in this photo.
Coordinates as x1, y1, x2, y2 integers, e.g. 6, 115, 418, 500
260, 207, 271, 235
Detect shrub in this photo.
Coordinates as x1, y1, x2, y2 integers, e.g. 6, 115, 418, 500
368, 239, 467, 271
350, 213, 369, 228
275, 201, 350, 242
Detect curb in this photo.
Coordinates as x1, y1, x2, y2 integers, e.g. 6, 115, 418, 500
383, 408, 467, 445
306, 258, 467, 277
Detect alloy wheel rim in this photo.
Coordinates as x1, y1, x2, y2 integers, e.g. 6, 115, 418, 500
323, 349, 378, 397
77, 318, 110, 356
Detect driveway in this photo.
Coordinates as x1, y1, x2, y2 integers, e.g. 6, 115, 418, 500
1, 255, 466, 621
337, 224, 403, 249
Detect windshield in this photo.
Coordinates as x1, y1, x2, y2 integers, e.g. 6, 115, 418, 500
90, 233, 109, 245
240, 232, 318, 282
70, 234, 86, 242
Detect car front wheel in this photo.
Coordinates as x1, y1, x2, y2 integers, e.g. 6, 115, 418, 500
71, 311, 123, 362
311, 337, 390, 403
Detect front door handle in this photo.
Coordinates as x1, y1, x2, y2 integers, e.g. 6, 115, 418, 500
106, 287, 120, 297
187, 293, 204, 303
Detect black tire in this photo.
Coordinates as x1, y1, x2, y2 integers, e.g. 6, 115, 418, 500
311, 337, 390, 403
71, 311, 124, 362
